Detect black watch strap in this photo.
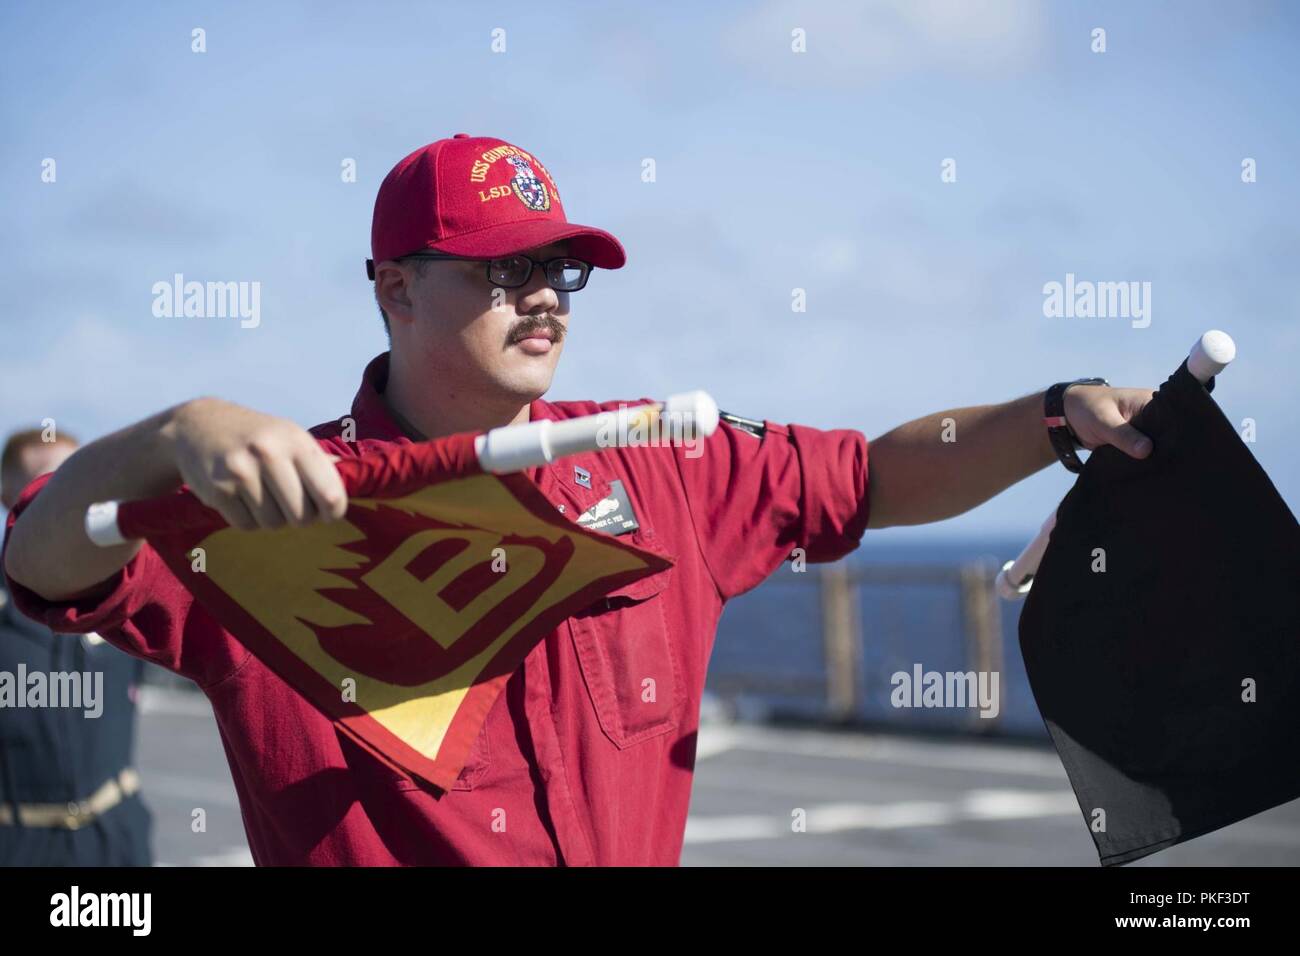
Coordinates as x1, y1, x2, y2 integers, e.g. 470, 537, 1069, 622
1044, 378, 1108, 473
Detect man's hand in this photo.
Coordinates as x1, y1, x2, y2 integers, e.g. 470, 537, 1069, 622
4, 398, 349, 603
1062, 386, 1157, 459
163, 398, 348, 531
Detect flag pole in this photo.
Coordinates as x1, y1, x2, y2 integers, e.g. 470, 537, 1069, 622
85, 391, 719, 547
474, 390, 718, 473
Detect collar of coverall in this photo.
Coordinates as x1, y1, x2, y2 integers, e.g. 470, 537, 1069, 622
347, 352, 558, 446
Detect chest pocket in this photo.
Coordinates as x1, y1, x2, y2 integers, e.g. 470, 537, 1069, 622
568, 542, 679, 749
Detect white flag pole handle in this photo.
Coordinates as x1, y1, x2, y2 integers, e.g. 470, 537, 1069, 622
474, 390, 718, 474
995, 510, 1057, 600
85, 501, 126, 548
995, 331, 1235, 601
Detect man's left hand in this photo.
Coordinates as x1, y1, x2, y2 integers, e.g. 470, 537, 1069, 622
1063, 385, 1157, 459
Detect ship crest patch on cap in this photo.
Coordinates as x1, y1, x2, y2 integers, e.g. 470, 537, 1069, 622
507, 155, 551, 212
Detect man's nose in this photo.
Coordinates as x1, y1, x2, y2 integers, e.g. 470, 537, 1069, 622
515, 273, 559, 315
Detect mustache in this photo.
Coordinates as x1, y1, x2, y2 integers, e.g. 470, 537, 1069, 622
507, 314, 566, 345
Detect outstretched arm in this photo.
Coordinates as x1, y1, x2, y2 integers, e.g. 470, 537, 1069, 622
4, 398, 348, 602
866, 386, 1155, 528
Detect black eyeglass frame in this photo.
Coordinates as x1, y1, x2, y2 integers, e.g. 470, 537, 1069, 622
365, 252, 592, 291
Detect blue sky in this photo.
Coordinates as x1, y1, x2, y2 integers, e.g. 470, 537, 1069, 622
2, 0, 1297, 542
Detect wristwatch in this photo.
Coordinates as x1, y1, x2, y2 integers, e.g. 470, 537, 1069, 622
1044, 378, 1108, 473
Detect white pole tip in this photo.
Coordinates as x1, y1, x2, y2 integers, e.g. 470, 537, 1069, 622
1187, 329, 1236, 383
663, 390, 720, 438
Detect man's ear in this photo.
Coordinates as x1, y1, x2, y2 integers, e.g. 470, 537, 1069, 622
374, 261, 416, 324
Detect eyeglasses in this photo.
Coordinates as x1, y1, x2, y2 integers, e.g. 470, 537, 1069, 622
386, 252, 593, 292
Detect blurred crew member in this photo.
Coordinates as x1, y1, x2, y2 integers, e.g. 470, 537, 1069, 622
0, 429, 152, 866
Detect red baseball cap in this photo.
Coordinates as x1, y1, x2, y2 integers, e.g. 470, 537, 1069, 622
367, 134, 626, 279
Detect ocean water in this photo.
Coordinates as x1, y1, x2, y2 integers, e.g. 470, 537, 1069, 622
707, 537, 1049, 738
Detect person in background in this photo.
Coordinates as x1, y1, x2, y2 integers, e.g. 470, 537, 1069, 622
0, 428, 152, 866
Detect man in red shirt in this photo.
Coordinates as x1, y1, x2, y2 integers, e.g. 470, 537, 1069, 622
2, 134, 1156, 865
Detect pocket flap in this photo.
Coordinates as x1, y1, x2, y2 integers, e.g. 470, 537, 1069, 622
602, 563, 673, 604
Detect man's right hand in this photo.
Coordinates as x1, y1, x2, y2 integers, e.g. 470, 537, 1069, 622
163, 398, 348, 530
